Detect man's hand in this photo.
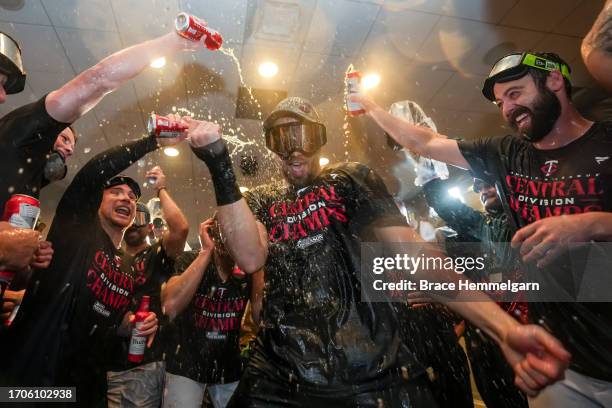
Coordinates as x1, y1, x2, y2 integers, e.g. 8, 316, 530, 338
182, 116, 222, 148
511, 214, 594, 267
500, 324, 571, 397
119, 311, 159, 348
0, 223, 40, 271
199, 219, 215, 254
30, 241, 54, 269
348, 93, 379, 113
146, 166, 167, 191
1, 289, 25, 320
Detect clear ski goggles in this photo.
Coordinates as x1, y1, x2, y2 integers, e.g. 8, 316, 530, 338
482, 53, 571, 101
265, 122, 327, 158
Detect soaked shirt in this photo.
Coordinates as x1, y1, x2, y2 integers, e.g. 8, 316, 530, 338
165, 250, 251, 384
0, 95, 69, 210
0, 137, 158, 400
458, 121, 612, 382
244, 162, 423, 389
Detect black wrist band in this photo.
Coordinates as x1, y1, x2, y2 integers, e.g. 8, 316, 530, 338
191, 140, 242, 206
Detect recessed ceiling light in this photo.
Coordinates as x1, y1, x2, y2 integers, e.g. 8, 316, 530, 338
239, 186, 250, 193
164, 147, 179, 157
150, 57, 166, 69
258, 62, 279, 78
319, 157, 329, 166
362, 73, 381, 90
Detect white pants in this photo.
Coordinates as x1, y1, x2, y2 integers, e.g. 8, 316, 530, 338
163, 372, 238, 408
529, 369, 612, 408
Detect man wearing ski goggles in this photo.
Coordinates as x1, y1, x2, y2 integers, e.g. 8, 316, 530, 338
263, 97, 327, 187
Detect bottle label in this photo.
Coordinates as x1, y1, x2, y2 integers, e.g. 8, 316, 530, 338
128, 322, 146, 356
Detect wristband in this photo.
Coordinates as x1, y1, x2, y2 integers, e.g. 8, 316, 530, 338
191, 140, 242, 205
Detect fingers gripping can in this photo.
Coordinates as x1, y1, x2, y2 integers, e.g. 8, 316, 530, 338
1, 194, 40, 299
148, 113, 188, 138
175, 13, 223, 50
345, 65, 365, 116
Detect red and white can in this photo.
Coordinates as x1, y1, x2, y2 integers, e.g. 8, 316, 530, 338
147, 114, 188, 138
1, 194, 40, 300
2, 194, 40, 229
128, 296, 151, 363
345, 67, 365, 116
175, 13, 223, 51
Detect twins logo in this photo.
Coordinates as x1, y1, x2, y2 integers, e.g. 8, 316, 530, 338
540, 160, 559, 177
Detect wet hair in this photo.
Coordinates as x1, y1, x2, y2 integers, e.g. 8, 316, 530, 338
526, 52, 572, 99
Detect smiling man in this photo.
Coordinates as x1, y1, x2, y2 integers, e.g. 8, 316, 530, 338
353, 51, 612, 407
0, 131, 183, 406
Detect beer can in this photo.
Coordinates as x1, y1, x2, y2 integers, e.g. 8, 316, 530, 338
147, 114, 187, 138
2, 194, 40, 229
175, 13, 223, 51
345, 69, 365, 116
175, 12, 208, 42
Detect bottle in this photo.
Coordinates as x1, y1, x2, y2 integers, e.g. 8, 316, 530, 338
345, 65, 365, 116
127, 296, 150, 363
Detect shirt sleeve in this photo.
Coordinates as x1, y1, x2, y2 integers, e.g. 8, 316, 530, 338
457, 135, 507, 184
0, 95, 70, 157
423, 178, 485, 240
52, 136, 158, 228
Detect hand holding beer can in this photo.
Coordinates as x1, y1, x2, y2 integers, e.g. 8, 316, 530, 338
148, 113, 188, 139
175, 13, 223, 51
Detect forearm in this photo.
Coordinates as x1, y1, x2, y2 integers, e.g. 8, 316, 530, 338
582, 0, 612, 90
444, 297, 517, 345
47, 33, 188, 123
162, 251, 211, 318
583, 211, 612, 240
159, 188, 189, 259
218, 200, 268, 274
368, 105, 438, 156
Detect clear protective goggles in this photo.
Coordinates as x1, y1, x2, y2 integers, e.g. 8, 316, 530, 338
482, 53, 571, 101
265, 122, 326, 158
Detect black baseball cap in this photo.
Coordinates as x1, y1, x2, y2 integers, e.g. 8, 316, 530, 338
104, 175, 141, 199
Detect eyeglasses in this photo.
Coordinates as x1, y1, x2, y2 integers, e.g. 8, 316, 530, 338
132, 210, 150, 228
265, 122, 326, 158
482, 53, 571, 101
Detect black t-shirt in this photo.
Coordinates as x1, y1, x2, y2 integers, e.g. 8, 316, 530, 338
458, 121, 612, 382
106, 241, 175, 372
243, 162, 424, 389
165, 250, 251, 384
0, 137, 158, 403
0, 95, 69, 209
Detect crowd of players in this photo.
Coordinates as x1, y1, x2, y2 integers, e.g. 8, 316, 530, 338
0, 2, 611, 407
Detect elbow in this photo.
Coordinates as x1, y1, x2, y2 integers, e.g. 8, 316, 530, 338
236, 251, 267, 275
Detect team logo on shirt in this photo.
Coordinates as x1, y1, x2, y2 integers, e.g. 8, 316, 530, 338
540, 160, 559, 176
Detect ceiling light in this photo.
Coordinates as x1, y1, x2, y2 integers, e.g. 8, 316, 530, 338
448, 187, 465, 203
258, 62, 279, 78
239, 186, 250, 193
163, 147, 179, 157
362, 73, 381, 90
150, 57, 166, 69
319, 157, 329, 166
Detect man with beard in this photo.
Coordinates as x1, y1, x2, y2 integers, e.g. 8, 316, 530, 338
0, 131, 184, 405
162, 217, 263, 408
181, 96, 570, 406
352, 51, 612, 407
106, 166, 188, 408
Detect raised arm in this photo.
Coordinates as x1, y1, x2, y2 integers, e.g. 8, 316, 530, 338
351, 93, 471, 169
146, 166, 189, 259
181, 115, 268, 273
582, 0, 612, 91
162, 221, 214, 320
45, 29, 199, 123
